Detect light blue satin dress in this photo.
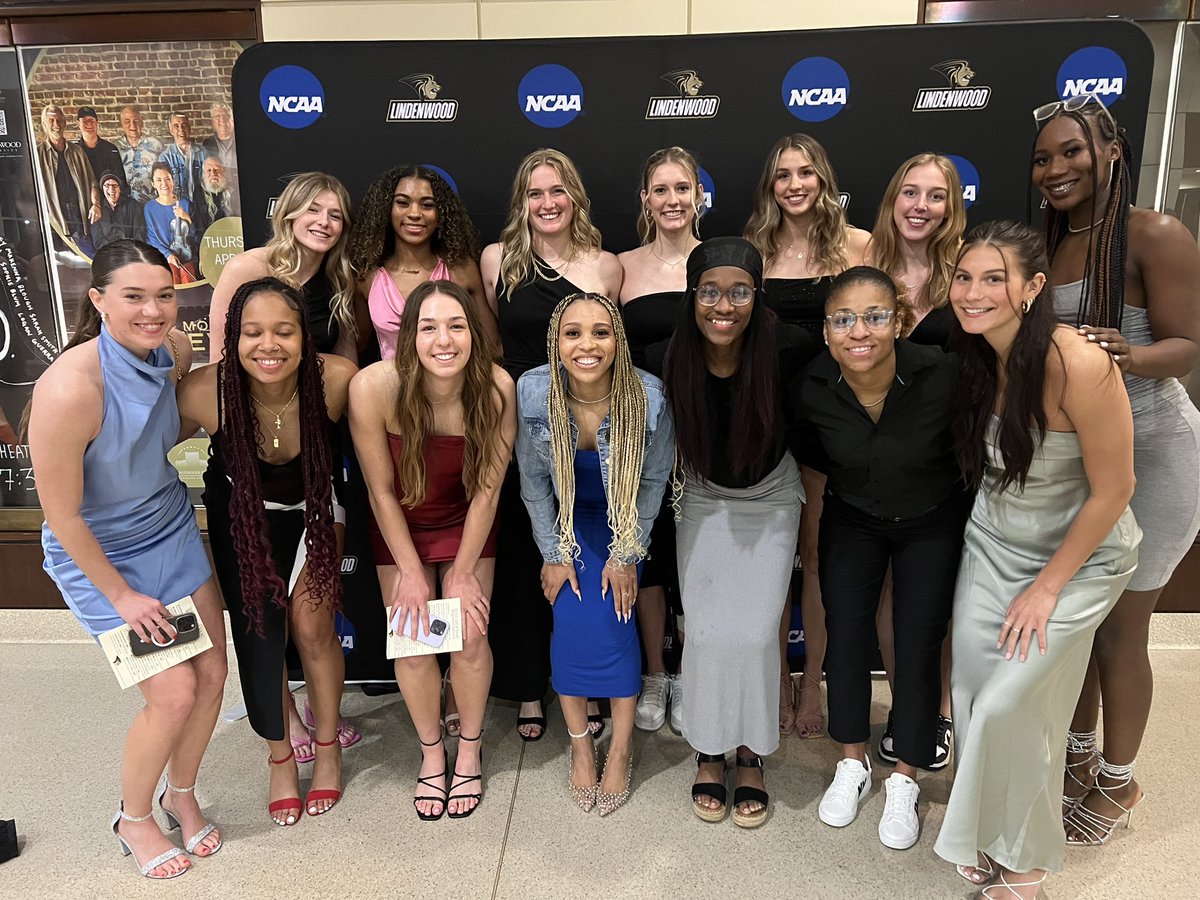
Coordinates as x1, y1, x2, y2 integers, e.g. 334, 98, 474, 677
41, 325, 211, 637
934, 421, 1140, 874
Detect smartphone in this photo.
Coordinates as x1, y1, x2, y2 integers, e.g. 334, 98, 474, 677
129, 613, 200, 657
391, 609, 449, 649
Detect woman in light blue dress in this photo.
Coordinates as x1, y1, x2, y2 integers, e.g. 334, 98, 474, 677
30, 240, 227, 880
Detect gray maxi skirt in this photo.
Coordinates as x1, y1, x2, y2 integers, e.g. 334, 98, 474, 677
676, 452, 803, 757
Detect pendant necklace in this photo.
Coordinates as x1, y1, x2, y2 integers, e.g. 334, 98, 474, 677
250, 387, 299, 449
652, 243, 690, 268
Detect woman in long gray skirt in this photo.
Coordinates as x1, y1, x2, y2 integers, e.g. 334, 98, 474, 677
649, 237, 815, 828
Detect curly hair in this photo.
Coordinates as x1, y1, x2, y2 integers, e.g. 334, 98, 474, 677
543, 292, 648, 564
347, 165, 480, 274
265, 172, 357, 343
866, 153, 965, 320
497, 149, 603, 299
1034, 104, 1132, 331
219, 276, 341, 635
390, 280, 505, 510
744, 134, 851, 274
636, 146, 703, 245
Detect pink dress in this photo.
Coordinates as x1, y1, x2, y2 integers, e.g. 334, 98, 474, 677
368, 260, 453, 360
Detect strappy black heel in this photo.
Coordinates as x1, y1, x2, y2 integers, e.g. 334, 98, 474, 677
691, 752, 728, 823
732, 754, 769, 829
447, 733, 484, 819
413, 736, 448, 822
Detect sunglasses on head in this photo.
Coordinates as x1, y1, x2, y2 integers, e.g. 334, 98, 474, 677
1032, 92, 1116, 129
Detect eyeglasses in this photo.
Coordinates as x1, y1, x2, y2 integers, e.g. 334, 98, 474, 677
825, 309, 895, 334
1032, 92, 1115, 129
695, 284, 755, 307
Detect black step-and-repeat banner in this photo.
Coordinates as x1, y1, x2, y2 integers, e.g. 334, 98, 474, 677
233, 20, 1151, 250
233, 21, 1152, 677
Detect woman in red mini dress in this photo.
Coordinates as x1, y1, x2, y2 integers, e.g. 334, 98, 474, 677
349, 279, 516, 820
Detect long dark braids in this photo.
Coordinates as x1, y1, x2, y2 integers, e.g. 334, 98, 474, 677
950, 221, 1059, 494
1034, 104, 1132, 330
220, 276, 341, 634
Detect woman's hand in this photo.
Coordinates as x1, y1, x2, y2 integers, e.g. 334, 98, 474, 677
443, 566, 489, 636
1079, 326, 1132, 373
601, 560, 638, 623
113, 588, 177, 644
540, 562, 579, 605
997, 582, 1058, 661
389, 566, 434, 640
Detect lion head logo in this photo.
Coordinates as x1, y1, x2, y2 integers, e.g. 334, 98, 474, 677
930, 59, 975, 88
662, 69, 704, 97
400, 74, 442, 100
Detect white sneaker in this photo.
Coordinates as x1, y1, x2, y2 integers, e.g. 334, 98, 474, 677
878, 773, 921, 850
668, 674, 683, 735
635, 672, 669, 732
818, 756, 872, 827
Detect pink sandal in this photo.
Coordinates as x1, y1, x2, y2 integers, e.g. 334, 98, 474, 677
304, 699, 362, 750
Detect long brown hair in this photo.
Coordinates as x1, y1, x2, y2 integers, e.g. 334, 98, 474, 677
636, 146, 703, 244
744, 133, 850, 273
391, 280, 504, 508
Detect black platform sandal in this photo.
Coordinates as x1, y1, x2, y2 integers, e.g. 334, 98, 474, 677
516, 698, 547, 742
691, 752, 728, 823
413, 736, 448, 821
447, 733, 484, 819
732, 754, 769, 829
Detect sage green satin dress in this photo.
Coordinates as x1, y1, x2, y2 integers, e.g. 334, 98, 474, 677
934, 423, 1140, 875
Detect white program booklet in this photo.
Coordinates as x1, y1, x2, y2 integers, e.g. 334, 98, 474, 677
386, 597, 464, 659
98, 596, 213, 690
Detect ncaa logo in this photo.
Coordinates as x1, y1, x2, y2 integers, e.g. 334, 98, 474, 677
260, 65, 325, 129
519, 64, 583, 128
421, 164, 459, 194
334, 612, 356, 655
946, 155, 979, 208
1057, 47, 1126, 105
698, 166, 715, 215
781, 57, 849, 123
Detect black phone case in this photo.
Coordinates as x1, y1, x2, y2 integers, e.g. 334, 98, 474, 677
129, 615, 201, 657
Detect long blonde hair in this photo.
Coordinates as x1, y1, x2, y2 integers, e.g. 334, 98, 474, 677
544, 292, 647, 564
744, 134, 849, 274
391, 281, 504, 509
266, 172, 357, 341
636, 146, 703, 245
498, 149, 602, 299
866, 153, 965, 317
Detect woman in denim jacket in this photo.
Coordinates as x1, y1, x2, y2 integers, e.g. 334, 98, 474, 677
516, 291, 675, 817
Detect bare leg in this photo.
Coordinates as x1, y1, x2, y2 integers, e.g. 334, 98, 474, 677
939, 636, 952, 719
380, 563, 446, 818
289, 525, 346, 815
876, 570, 896, 693
562, 694, 596, 794
600, 695, 636, 796
734, 744, 767, 817
1064, 656, 1102, 812
796, 467, 827, 738
159, 579, 227, 854
1066, 586, 1160, 840
447, 559, 495, 816
777, 589, 796, 733
637, 586, 668, 673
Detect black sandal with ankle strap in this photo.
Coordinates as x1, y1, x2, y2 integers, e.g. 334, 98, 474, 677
732, 754, 769, 829
413, 736, 447, 822
691, 752, 728, 823
447, 733, 484, 819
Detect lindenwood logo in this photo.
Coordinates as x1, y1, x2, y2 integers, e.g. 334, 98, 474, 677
645, 69, 720, 119
913, 59, 991, 112
388, 73, 459, 122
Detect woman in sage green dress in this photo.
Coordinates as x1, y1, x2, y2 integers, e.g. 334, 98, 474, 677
933, 221, 1140, 900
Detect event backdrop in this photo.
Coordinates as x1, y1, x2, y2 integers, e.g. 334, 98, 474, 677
232, 20, 1152, 257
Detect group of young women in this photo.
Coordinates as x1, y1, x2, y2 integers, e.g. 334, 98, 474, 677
30, 90, 1200, 898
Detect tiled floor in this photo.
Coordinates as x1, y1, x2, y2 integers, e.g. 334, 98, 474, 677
2, 611, 1198, 899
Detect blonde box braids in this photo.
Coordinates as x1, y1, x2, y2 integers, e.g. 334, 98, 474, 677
544, 292, 649, 566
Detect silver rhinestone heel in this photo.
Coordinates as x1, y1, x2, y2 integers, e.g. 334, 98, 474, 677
111, 803, 189, 879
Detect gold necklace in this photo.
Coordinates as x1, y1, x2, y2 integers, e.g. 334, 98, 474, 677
652, 243, 690, 268
535, 250, 575, 282
566, 386, 612, 405
785, 242, 808, 260
1067, 216, 1105, 234
250, 387, 299, 449
860, 391, 888, 409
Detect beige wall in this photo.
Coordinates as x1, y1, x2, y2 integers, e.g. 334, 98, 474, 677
259, 0, 920, 41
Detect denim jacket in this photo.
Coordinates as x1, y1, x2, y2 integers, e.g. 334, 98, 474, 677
515, 364, 675, 565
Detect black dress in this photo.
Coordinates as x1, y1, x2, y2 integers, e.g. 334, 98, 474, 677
301, 267, 339, 354
203, 427, 338, 741
907, 304, 953, 350
621, 291, 684, 595
490, 263, 582, 701
762, 276, 835, 342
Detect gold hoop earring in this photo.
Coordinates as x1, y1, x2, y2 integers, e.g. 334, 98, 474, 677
643, 207, 652, 221
1020, 298, 1034, 314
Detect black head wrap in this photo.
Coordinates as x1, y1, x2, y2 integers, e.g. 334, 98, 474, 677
685, 236, 764, 293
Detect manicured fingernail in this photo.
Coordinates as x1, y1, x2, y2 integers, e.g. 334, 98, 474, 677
1087, 334, 1096, 341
